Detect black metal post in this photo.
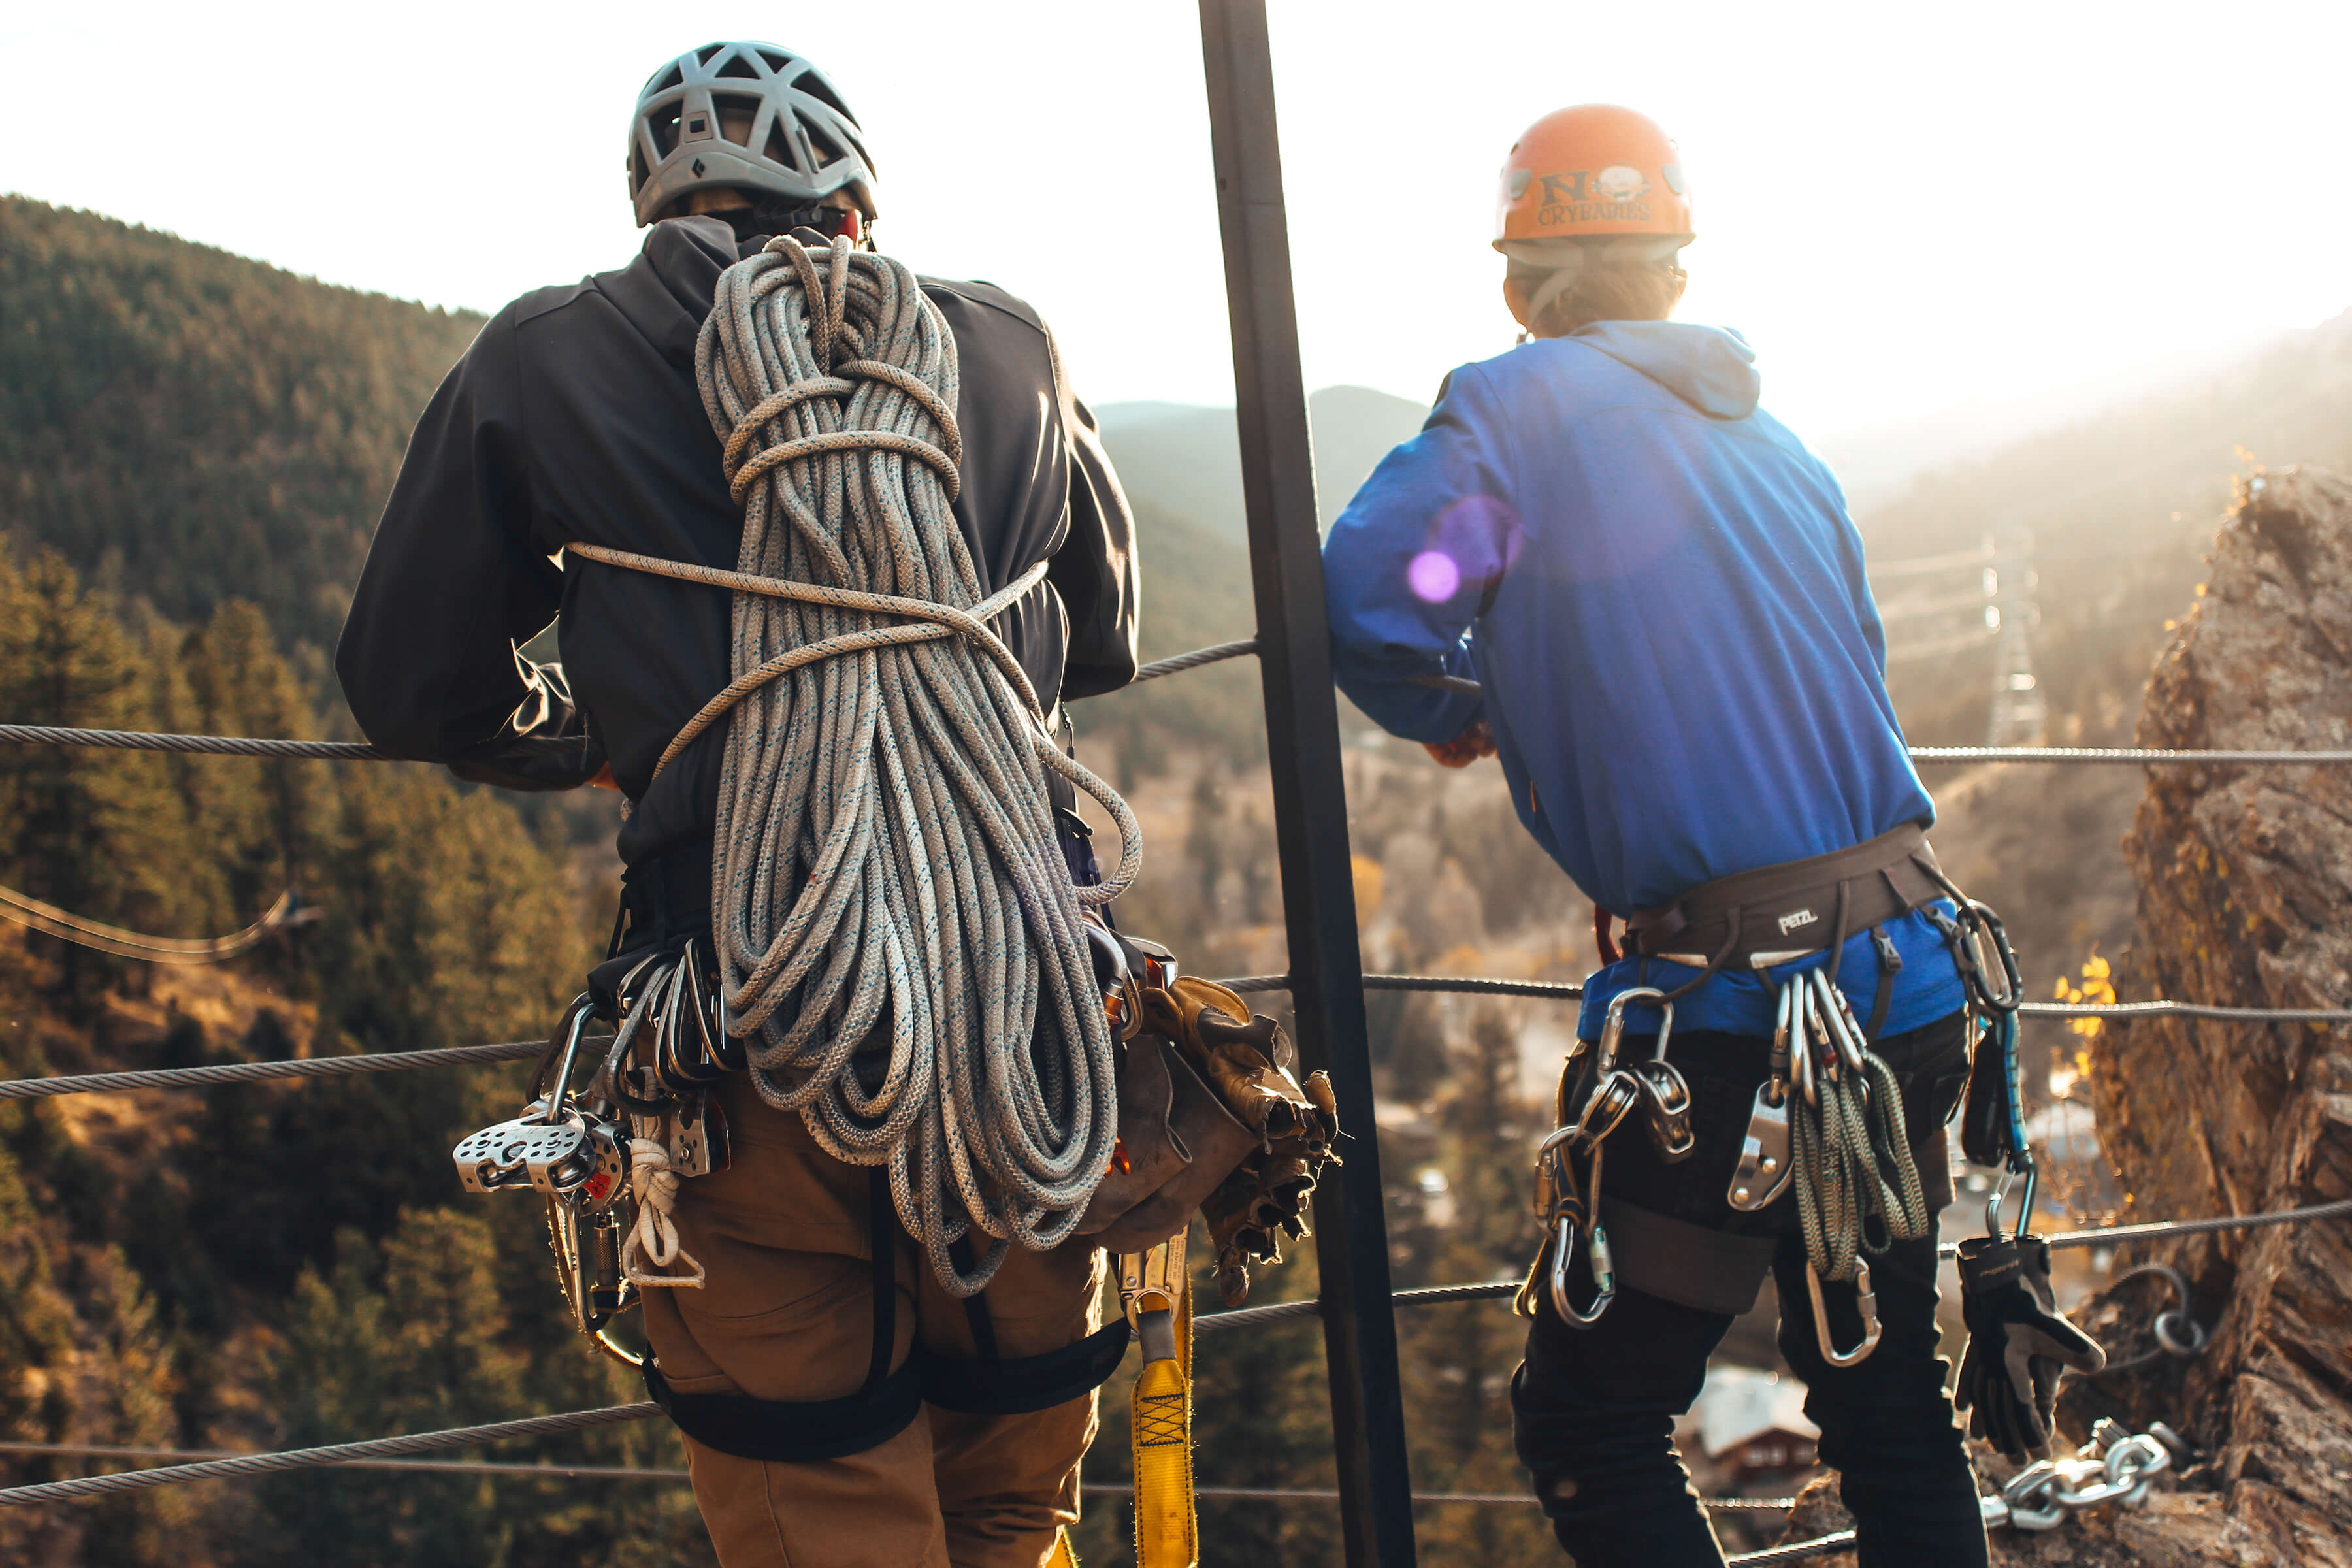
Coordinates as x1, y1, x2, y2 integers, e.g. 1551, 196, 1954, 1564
1195, 5, 1418, 1565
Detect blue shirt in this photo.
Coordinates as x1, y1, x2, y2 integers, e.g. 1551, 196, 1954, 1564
1321, 321, 1962, 1039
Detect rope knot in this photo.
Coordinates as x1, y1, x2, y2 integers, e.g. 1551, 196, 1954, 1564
622, 1137, 705, 1289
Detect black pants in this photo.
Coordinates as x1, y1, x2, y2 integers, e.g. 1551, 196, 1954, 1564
1511, 1010, 1987, 1568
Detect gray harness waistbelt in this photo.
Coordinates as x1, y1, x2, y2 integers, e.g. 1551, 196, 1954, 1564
1626, 822, 1946, 979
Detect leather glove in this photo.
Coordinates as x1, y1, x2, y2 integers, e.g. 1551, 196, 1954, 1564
1953, 1234, 2106, 1460
1152, 979, 1318, 1143
1423, 718, 1497, 769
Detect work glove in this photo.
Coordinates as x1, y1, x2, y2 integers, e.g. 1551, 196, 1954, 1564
1151, 979, 1321, 1144
1422, 718, 1497, 769
1953, 1234, 2106, 1460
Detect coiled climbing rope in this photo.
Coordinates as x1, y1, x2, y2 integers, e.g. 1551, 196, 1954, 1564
571, 235, 1139, 1298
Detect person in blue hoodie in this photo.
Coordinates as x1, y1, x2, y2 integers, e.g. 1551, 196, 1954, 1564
1322, 108, 2031, 1568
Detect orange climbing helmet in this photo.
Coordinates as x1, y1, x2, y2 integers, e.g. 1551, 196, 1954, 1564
1492, 105, 1693, 248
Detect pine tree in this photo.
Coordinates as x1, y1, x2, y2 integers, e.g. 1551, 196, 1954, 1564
0, 547, 202, 993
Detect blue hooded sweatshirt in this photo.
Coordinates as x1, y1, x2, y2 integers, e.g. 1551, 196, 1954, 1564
1322, 321, 1961, 1039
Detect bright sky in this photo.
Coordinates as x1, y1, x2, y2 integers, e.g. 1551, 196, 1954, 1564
6, 1, 2349, 442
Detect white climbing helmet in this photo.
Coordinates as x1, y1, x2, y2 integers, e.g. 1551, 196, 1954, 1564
627, 42, 877, 229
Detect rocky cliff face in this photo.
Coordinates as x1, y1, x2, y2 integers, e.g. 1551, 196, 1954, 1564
2067, 465, 2352, 1564
1773, 468, 2352, 1568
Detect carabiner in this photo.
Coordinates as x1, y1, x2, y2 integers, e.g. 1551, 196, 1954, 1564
1788, 981, 1819, 1109
1596, 986, 1673, 1075
1806, 1259, 1883, 1368
532, 993, 604, 1120
1808, 969, 1867, 1078
1550, 1212, 1616, 1327
1985, 1156, 2038, 1243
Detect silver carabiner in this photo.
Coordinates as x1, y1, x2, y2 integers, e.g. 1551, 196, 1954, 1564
1805, 1258, 1883, 1368
1808, 968, 1868, 1078
1788, 979, 1820, 1109
1550, 1213, 1616, 1327
1536, 1132, 1615, 1326
1596, 986, 1673, 1075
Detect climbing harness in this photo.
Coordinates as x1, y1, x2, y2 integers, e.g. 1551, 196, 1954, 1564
563, 233, 1143, 1299
1535, 828, 2014, 1354
1122, 1236, 1198, 1568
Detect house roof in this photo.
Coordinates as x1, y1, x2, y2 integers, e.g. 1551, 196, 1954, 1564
1691, 1365, 1820, 1458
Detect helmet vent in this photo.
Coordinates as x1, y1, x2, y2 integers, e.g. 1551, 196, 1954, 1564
757, 49, 792, 72
762, 119, 800, 171
630, 142, 650, 195
648, 106, 682, 159
805, 121, 847, 169
792, 73, 853, 121
715, 51, 760, 80
650, 62, 684, 95
712, 93, 761, 145
695, 44, 725, 65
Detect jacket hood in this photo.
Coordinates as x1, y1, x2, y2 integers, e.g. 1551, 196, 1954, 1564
1571, 321, 1761, 420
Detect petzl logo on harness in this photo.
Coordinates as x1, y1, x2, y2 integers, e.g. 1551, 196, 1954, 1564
1778, 909, 1819, 936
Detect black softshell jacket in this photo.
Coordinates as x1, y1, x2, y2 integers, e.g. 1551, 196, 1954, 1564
336, 217, 1139, 869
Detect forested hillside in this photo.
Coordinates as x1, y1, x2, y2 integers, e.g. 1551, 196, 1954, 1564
0, 198, 482, 654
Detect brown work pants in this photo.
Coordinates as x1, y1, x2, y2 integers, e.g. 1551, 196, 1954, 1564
643, 1077, 1105, 1568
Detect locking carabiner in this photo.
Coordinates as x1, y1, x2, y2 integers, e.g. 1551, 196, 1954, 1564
1552, 1210, 1617, 1327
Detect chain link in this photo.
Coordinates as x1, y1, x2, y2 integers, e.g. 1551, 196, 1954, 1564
1986, 1420, 2182, 1531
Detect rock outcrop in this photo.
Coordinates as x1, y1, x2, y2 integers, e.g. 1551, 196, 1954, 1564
2074, 465, 2352, 1565
1772, 467, 2352, 1567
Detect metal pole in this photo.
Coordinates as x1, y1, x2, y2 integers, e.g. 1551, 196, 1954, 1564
1194, 5, 1418, 1564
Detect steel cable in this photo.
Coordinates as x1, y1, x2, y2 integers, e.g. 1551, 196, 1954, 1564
0, 1437, 1809, 1513
12, 711, 2352, 772
0, 1403, 658, 1507
0, 725, 588, 760
0, 1039, 555, 1101
1130, 638, 1258, 682
0, 884, 306, 964
0, 977, 2336, 1103
580, 235, 1141, 1298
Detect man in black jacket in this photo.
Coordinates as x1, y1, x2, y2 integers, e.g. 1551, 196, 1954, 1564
338, 41, 1137, 1567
